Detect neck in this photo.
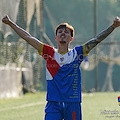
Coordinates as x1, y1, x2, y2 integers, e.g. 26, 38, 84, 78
58, 49, 69, 55
57, 44, 69, 54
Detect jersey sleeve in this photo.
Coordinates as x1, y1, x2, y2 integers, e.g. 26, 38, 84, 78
38, 43, 55, 60
75, 45, 88, 56
38, 43, 44, 55
38, 43, 60, 78
75, 45, 88, 63
82, 44, 89, 56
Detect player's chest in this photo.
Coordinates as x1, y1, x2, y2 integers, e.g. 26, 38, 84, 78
54, 51, 75, 66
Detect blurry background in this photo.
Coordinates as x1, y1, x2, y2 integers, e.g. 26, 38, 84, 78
0, 0, 120, 99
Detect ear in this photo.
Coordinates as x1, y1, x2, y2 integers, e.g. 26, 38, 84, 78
70, 37, 73, 41
55, 36, 57, 41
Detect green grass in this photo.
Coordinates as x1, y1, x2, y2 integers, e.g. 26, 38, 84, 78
82, 92, 120, 120
0, 92, 120, 120
0, 92, 46, 120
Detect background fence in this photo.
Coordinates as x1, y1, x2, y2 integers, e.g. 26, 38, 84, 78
0, 0, 120, 98
0, 0, 45, 98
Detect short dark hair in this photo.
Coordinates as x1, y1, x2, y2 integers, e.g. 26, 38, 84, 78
55, 23, 74, 37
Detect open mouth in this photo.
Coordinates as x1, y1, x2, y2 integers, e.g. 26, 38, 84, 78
59, 35, 66, 44
60, 35, 66, 38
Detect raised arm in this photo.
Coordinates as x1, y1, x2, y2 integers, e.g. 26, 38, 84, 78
2, 15, 42, 51
84, 17, 120, 54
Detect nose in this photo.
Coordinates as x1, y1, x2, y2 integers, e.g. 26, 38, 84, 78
61, 32, 65, 35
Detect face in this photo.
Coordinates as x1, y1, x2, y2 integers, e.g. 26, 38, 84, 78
55, 27, 73, 44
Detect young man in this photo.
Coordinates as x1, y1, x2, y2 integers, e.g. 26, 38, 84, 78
2, 15, 120, 120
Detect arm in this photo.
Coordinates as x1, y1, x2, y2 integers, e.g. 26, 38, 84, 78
2, 15, 42, 51
84, 17, 120, 54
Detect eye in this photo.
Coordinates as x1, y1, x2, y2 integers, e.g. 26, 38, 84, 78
65, 30, 69, 33
58, 30, 62, 33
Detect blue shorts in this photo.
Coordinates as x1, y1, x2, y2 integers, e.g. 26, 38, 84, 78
45, 101, 82, 120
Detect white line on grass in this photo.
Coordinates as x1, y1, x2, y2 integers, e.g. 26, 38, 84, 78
0, 101, 46, 111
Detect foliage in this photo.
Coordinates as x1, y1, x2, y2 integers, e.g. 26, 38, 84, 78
44, 0, 120, 43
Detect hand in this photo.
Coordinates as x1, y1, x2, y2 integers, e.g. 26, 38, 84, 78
112, 16, 120, 28
2, 15, 11, 25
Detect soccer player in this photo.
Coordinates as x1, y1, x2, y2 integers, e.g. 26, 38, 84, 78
2, 15, 120, 120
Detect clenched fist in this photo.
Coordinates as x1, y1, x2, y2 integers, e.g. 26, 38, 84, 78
2, 15, 11, 25
113, 16, 120, 28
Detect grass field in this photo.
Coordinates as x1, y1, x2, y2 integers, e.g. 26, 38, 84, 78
0, 92, 120, 120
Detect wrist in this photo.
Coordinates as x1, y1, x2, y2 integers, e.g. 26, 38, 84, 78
111, 24, 116, 29
8, 20, 15, 27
